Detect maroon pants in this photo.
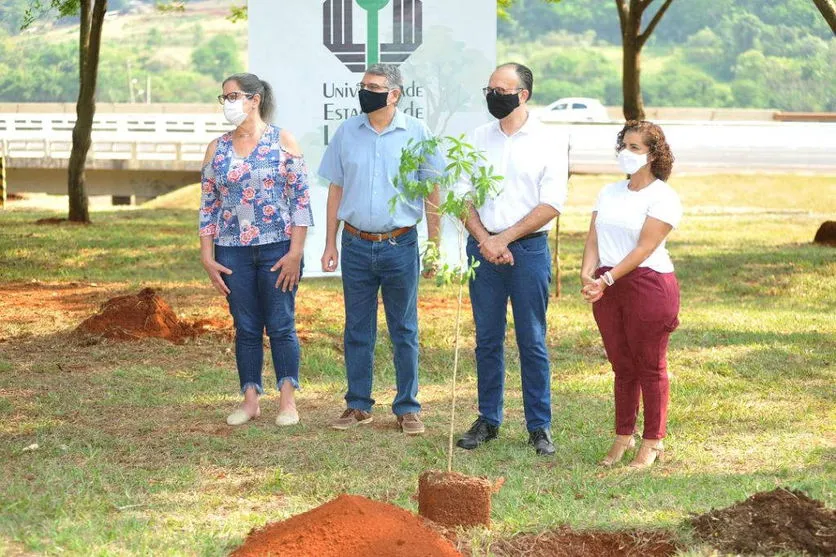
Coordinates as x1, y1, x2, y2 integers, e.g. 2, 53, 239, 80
592, 267, 680, 439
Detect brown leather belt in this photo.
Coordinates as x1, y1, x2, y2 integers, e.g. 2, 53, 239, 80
343, 222, 414, 242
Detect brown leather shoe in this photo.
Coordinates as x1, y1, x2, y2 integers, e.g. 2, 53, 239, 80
397, 412, 425, 436
331, 408, 373, 430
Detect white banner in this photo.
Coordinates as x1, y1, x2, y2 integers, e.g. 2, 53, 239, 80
249, 0, 497, 276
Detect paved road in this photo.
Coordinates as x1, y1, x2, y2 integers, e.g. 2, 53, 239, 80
550, 121, 836, 174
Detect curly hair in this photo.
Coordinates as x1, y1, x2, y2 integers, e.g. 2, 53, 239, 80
615, 120, 674, 181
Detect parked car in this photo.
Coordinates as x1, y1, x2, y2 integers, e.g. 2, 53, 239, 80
538, 97, 610, 123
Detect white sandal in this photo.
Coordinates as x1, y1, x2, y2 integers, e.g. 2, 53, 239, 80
226, 407, 260, 426
275, 409, 300, 426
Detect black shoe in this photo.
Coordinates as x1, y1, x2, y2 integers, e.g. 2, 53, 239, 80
528, 428, 555, 456
456, 417, 499, 450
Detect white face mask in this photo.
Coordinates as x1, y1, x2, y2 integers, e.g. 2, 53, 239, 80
223, 99, 248, 127
617, 149, 648, 175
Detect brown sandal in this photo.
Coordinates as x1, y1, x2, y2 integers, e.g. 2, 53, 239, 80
628, 439, 665, 469
600, 435, 636, 466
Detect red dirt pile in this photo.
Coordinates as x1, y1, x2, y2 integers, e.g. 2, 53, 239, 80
418, 470, 496, 528
489, 527, 679, 557
75, 288, 216, 343
690, 487, 836, 555
232, 494, 461, 557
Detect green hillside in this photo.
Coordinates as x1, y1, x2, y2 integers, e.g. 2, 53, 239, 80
0, 0, 246, 103
499, 0, 835, 111
0, 0, 833, 110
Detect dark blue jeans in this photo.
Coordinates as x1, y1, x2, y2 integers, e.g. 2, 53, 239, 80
215, 241, 301, 395
467, 234, 552, 432
340, 227, 420, 416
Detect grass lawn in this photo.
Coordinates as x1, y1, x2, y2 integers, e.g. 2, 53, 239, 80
0, 174, 834, 555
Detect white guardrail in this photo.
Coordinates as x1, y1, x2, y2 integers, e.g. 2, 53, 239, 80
0, 113, 231, 162
2, 113, 835, 172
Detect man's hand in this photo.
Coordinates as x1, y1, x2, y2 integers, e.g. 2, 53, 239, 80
479, 235, 514, 265
321, 245, 339, 272
271, 251, 303, 292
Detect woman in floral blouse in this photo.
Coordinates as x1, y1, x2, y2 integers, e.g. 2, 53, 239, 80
199, 73, 314, 427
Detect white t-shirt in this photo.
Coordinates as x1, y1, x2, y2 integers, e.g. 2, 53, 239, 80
460, 116, 569, 233
593, 179, 682, 273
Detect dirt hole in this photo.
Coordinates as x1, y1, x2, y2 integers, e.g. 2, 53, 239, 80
487, 527, 679, 557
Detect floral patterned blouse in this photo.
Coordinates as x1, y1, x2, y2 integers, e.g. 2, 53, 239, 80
199, 125, 314, 246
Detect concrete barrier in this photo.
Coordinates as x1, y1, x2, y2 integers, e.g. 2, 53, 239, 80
0, 103, 220, 114
774, 112, 836, 123
0, 156, 5, 209
3, 103, 825, 122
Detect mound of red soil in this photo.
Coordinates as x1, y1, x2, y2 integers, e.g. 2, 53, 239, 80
232, 494, 461, 557
75, 288, 214, 343
418, 470, 496, 528
489, 528, 679, 557
814, 221, 836, 246
690, 487, 836, 555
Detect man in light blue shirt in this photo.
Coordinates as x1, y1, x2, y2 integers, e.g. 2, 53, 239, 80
318, 63, 443, 436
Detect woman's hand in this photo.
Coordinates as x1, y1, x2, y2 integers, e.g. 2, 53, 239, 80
202, 258, 232, 296
272, 250, 303, 292
581, 277, 606, 303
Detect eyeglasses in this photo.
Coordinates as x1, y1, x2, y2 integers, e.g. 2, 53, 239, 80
357, 82, 391, 93
217, 91, 253, 104
482, 87, 524, 97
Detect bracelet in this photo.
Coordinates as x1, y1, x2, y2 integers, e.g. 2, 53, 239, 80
602, 271, 615, 286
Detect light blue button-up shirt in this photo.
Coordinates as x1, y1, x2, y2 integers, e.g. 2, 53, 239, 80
318, 109, 445, 233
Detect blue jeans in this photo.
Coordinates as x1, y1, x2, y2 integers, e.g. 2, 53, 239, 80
340, 227, 420, 416
215, 241, 301, 395
467, 234, 552, 432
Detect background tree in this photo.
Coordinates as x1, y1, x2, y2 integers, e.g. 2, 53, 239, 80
191, 34, 242, 82
24, 0, 107, 223
500, 0, 675, 120
615, 0, 675, 120
812, 0, 836, 34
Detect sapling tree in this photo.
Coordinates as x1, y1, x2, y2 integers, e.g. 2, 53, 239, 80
392, 135, 503, 472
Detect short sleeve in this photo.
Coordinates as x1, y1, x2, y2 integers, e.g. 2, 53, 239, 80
647, 184, 683, 228
452, 130, 477, 197
592, 187, 604, 213
417, 122, 446, 183
537, 129, 569, 213
284, 153, 314, 227
198, 161, 221, 238
317, 122, 345, 187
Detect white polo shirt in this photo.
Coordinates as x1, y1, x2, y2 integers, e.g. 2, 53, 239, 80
461, 116, 569, 234
593, 179, 682, 273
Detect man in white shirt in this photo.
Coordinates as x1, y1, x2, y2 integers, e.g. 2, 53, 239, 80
456, 63, 569, 456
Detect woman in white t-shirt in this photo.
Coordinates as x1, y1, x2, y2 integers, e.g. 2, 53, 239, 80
580, 120, 682, 469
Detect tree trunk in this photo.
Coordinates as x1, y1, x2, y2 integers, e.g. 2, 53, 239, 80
812, 0, 836, 34
68, 0, 107, 223
620, 0, 645, 121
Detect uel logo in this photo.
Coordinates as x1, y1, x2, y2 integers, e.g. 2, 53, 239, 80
323, 0, 423, 72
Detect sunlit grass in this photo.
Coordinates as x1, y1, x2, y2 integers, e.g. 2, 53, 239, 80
0, 174, 834, 555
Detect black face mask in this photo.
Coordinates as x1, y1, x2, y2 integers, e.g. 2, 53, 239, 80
359, 89, 390, 114
486, 91, 520, 120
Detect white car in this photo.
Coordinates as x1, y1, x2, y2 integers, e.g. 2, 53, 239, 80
538, 97, 610, 123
